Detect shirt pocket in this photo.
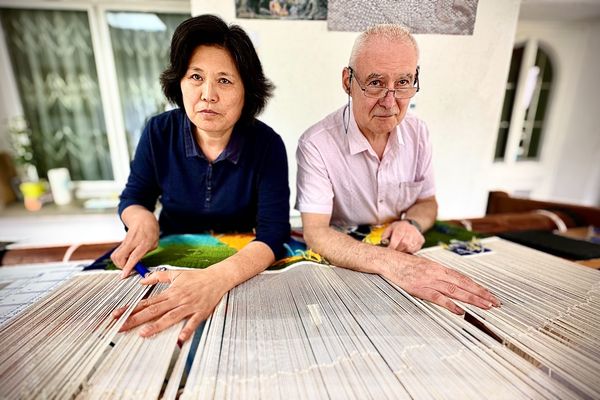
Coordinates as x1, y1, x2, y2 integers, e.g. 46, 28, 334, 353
395, 180, 424, 214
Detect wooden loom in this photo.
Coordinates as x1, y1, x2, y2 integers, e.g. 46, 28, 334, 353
0, 237, 598, 399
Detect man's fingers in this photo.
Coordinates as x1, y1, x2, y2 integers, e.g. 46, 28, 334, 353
430, 282, 494, 310
418, 288, 464, 315
388, 229, 406, 251
381, 225, 394, 241
443, 269, 501, 307
406, 236, 424, 254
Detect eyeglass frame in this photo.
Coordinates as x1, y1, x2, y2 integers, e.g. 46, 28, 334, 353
347, 66, 420, 99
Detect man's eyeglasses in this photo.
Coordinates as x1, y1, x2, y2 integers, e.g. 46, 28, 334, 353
348, 66, 420, 99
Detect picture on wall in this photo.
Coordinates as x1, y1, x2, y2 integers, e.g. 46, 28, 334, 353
327, 0, 479, 35
235, 0, 327, 20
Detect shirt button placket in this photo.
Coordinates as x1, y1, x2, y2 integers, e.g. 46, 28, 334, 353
205, 163, 213, 207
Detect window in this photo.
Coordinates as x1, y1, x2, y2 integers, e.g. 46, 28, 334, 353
494, 40, 553, 162
495, 46, 523, 160
0, 2, 189, 193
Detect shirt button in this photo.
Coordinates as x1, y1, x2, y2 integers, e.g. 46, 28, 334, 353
378, 199, 383, 203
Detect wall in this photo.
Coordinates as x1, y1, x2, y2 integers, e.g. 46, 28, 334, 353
539, 19, 600, 206
487, 18, 600, 208
193, 0, 521, 219
0, 0, 522, 219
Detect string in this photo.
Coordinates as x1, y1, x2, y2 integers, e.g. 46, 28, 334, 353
1, 238, 598, 399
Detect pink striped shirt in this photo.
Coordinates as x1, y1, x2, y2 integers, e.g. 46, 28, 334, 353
295, 104, 435, 228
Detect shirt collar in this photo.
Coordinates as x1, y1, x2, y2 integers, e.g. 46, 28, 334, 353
346, 102, 405, 156
183, 115, 244, 164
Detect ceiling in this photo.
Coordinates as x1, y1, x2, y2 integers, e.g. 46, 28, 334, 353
519, 0, 600, 21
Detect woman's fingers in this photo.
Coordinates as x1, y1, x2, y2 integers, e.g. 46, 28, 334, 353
112, 305, 128, 318
120, 245, 148, 278
119, 294, 176, 332
140, 270, 174, 285
111, 241, 133, 269
179, 313, 206, 342
138, 304, 189, 337
111, 211, 159, 273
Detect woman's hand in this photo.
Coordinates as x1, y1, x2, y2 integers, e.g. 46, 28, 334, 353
113, 267, 230, 342
114, 241, 274, 342
111, 205, 159, 278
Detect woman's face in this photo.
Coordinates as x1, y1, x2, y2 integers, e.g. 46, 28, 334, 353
180, 45, 245, 137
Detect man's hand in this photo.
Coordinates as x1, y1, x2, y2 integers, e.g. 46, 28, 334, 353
302, 212, 499, 315
111, 206, 159, 278
381, 220, 424, 253
383, 254, 501, 315
113, 268, 228, 342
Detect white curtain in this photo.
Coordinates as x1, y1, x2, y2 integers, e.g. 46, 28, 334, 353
1, 8, 113, 181
108, 12, 189, 157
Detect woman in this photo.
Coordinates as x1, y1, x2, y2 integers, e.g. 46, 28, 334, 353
110, 15, 290, 342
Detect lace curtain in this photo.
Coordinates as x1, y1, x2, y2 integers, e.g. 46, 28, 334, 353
1, 8, 112, 181
108, 12, 188, 156
0, 9, 189, 181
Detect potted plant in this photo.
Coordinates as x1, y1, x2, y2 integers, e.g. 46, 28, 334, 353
8, 116, 48, 211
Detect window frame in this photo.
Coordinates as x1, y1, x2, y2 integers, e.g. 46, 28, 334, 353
0, 0, 190, 197
494, 38, 554, 165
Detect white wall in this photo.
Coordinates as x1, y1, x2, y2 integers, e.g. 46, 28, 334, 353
537, 19, 600, 206
487, 18, 600, 208
2, 1, 597, 219
193, 0, 521, 219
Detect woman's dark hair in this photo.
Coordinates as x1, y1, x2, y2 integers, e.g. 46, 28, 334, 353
160, 14, 274, 124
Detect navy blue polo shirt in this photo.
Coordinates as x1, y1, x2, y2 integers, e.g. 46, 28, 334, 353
118, 109, 290, 259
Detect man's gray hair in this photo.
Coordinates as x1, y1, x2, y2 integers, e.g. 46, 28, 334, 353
348, 24, 419, 67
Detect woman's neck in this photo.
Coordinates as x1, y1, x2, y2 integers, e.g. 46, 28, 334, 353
195, 127, 233, 162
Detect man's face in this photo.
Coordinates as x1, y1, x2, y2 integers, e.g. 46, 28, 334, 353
344, 38, 418, 138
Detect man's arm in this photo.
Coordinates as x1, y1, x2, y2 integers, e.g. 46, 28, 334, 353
302, 212, 500, 315
381, 195, 438, 253
403, 195, 438, 232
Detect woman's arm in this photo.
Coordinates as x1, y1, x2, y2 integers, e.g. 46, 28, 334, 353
114, 240, 274, 342
111, 205, 160, 277
112, 121, 162, 274
254, 132, 291, 258
114, 127, 291, 342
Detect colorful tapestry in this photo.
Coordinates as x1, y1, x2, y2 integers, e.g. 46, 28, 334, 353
90, 221, 478, 272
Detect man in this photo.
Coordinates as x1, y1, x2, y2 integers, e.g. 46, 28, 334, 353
296, 24, 499, 314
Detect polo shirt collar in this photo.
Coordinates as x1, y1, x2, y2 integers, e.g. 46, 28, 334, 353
183, 115, 244, 164
346, 102, 405, 157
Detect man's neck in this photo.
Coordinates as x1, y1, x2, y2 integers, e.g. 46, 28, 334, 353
363, 131, 390, 160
